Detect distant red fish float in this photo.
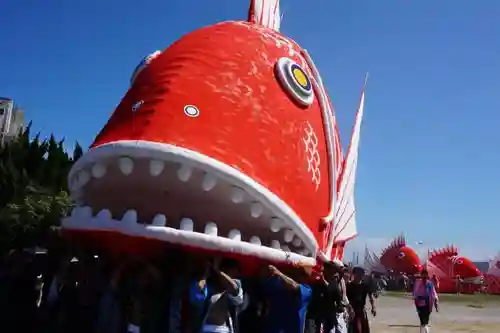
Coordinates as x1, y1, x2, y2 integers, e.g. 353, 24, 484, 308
62, 0, 367, 269
425, 245, 483, 293
376, 235, 422, 275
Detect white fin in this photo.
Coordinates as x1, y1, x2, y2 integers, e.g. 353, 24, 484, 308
248, 0, 281, 31
488, 252, 500, 276
364, 245, 386, 273
325, 73, 368, 258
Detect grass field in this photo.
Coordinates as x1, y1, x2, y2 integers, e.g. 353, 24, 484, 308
384, 291, 500, 307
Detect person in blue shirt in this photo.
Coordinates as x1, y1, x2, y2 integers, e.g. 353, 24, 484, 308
262, 264, 313, 333
187, 257, 244, 333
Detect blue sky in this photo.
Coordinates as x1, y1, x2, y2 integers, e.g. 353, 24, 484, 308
1, 1, 499, 260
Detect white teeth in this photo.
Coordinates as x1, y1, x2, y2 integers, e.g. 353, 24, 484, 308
78, 171, 90, 188
180, 218, 194, 231
122, 210, 138, 225
96, 209, 112, 220
76, 206, 92, 219
284, 230, 294, 243
230, 186, 245, 203
270, 217, 282, 232
204, 222, 218, 236
152, 214, 166, 226
228, 229, 242, 241
177, 164, 193, 182
91, 163, 106, 178
202, 173, 217, 191
70, 189, 83, 201
149, 160, 165, 177
118, 157, 134, 175
249, 236, 261, 245
250, 202, 263, 218
69, 157, 314, 257
82, 206, 93, 218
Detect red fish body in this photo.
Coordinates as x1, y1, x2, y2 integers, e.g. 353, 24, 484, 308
426, 246, 483, 293
379, 235, 422, 275
62, 0, 365, 270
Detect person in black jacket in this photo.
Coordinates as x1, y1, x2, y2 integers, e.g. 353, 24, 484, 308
307, 261, 349, 333
346, 267, 376, 333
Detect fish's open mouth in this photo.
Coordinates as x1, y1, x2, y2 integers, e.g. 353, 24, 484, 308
463, 276, 484, 285
63, 140, 318, 265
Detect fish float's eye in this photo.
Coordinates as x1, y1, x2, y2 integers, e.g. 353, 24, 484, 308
184, 105, 200, 118
130, 50, 162, 86
456, 259, 463, 265
398, 252, 406, 259
275, 57, 314, 107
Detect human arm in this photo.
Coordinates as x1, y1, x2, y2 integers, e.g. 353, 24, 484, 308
367, 285, 376, 316
218, 274, 244, 306
341, 278, 353, 314
188, 278, 208, 308
430, 282, 439, 311
110, 260, 130, 290
212, 265, 239, 296
340, 278, 349, 304
268, 265, 300, 292
144, 261, 162, 282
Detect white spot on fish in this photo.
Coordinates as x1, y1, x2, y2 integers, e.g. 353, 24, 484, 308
184, 105, 200, 118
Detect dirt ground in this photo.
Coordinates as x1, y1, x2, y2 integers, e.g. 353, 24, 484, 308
370, 294, 500, 333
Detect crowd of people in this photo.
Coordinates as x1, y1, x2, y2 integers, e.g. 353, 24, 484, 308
0, 246, 439, 333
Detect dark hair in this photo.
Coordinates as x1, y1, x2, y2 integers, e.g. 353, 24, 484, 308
352, 266, 365, 275
421, 269, 428, 276
220, 258, 239, 271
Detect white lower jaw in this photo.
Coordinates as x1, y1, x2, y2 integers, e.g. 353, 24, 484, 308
62, 214, 316, 265
64, 140, 318, 265
463, 276, 484, 285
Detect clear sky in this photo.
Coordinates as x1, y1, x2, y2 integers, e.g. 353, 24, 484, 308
1, 1, 499, 260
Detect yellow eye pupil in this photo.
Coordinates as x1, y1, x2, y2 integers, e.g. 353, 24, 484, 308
292, 67, 308, 88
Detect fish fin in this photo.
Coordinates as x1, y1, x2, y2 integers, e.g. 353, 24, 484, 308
324, 73, 368, 256
248, 0, 281, 31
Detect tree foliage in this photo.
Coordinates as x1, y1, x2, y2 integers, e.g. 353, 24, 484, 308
0, 123, 83, 251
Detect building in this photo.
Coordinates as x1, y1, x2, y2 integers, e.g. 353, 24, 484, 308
0, 97, 25, 144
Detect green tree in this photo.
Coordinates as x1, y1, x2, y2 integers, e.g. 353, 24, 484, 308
0, 123, 82, 250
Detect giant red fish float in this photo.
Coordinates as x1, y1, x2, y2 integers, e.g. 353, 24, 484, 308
61, 0, 367, 273
367, 235, 422, 275
425, 245, 483, 294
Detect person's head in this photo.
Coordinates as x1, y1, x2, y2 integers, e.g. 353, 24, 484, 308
324, 260, 343, 279
421, 269, 429, 280
219, 258, 240, 277
352, 266, 365, 282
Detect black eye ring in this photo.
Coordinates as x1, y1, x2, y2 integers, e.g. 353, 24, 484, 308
275, 57, 314, 106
